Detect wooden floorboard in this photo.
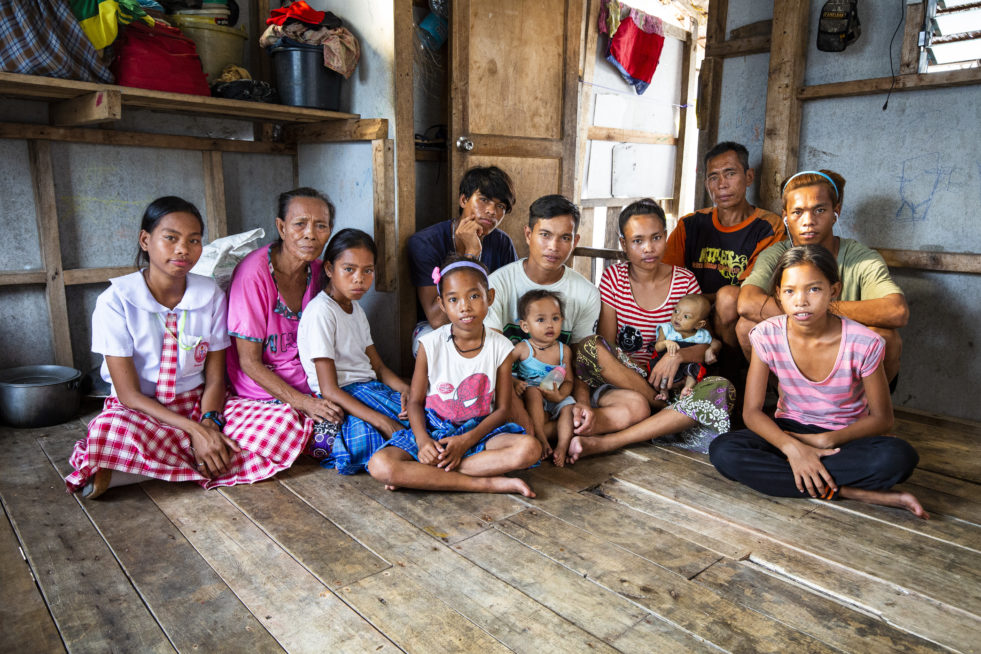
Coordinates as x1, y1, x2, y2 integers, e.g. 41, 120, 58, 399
37, 431, 285, 654
3, 408, 979, 653
0, 500, 64, 653
0, 426, 174, 654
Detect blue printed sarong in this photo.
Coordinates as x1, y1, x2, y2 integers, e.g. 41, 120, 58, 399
320, 381, 408, 475
380, 410, 526, 461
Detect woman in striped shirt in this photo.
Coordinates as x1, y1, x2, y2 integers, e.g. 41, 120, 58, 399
710, 244, 926, 518
568, 200, 735, 461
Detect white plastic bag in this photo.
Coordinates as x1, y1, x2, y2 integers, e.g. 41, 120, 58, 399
191, 228, 265, 292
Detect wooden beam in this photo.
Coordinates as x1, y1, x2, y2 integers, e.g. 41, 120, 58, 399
51, 90, 121, 127
0, 270, 47, 286
571, 206, 594, 280
900, 1, 926, 75
878, 248, 981, 275
282, 118, 389, 144
573, 0, 601, 203
394, 0, 417, 376
586, 126, 678, 145
695, 0, 728, 208
561, 0, 586, 198
469, 134, 564, 159
705, 35, 770, 58
579, 196, 670, 208
760, 0, 810, 211
252, 0, 272, 83
202, 151, 227, 242
0, 71, 358, 123
0, 122, 295, 154
372, 139, 396, 292
673, 22, 699, 218
63, 266, 138, 286
799, 68, 981, 101
572, 246, 625, 260
28, 141, 72, 367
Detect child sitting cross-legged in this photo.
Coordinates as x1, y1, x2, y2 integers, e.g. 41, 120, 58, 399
507, 290, 576, 466
367, 255, 542, 495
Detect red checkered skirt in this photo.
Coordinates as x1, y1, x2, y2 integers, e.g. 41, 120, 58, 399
65, 390, 313, 492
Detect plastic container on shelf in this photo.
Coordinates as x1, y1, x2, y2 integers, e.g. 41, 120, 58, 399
271, 45, 342, 110
173, 6, 230, 26
172, 15, 246, 83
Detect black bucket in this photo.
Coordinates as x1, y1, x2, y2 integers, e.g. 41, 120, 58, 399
271, 45, 342, 110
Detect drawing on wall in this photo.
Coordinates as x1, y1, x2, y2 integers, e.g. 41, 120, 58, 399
894, 152, 954, 222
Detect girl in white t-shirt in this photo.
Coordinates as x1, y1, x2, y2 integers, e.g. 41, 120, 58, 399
297, 229, 410, 474
66, 198, 310, 498
368, 255, 541, 495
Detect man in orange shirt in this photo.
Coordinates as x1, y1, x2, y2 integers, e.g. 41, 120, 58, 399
662, 141, 784, 352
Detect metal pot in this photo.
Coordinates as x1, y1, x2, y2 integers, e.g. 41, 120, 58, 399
0, 365, 83, 428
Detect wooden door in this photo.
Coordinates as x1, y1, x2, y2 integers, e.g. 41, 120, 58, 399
450, 0, 584, 257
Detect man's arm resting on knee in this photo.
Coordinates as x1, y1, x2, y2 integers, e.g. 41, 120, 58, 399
737, 283, 783, 323
417, 286, 449, 329
832, 293, 909, 329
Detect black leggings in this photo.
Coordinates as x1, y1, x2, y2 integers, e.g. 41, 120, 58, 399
709, 418, 919, 499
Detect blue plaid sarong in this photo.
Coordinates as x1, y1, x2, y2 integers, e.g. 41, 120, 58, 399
321, 381, 408, 475
379, 409, 525, 462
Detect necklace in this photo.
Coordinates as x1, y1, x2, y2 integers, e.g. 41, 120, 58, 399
452, 326, 485, 354
532, 340, 554, 351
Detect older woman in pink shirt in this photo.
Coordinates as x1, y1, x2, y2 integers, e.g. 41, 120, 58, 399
223, 188, 343, 464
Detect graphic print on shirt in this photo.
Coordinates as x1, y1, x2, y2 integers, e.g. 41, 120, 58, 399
692, 247, 749, 283
426, 372, 493, 423
616, 324, 646, 355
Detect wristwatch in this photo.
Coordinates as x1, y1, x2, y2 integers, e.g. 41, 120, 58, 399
201, 411, 226, 431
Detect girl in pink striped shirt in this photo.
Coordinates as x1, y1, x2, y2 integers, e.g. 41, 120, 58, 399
710, 244, 927, 518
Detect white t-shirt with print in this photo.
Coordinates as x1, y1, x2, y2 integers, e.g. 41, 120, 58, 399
418, 324, 512, 424
297, 291, 376, 393
93, 272, 230, 398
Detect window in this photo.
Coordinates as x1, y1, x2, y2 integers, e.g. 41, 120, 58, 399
923, 0, 981, 72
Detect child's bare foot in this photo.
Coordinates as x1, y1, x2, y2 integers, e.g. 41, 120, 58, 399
536, 437, 552, 459
840, 487, 929, 519
567, 436, 600, 464
384, 484, 399, 491
680, 385, 694, 398
486, 476, 535, 497
655, 390, 668, 402
705, 349, 718, 365
552, 443, 569, 467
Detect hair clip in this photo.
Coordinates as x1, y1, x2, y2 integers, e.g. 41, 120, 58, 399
431, 267, 442, 285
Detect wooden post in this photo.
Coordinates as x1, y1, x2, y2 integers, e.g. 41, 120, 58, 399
574, 0, 601, 203
695, 0, 728, 209
202, 151, 228, 241
673, 22, 699, 218
561, 0, 586, 198
51, 90, 121, 127
759, 0, 810, 211
394, 0, 417, 375
901, 1, 926, 75
372, 139, 396, 292
28, 141, 73, 367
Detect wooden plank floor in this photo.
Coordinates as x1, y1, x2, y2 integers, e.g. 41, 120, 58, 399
1, 405, 979, 653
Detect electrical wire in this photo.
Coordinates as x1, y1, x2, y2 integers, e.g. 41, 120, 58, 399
883, 0, 907, 110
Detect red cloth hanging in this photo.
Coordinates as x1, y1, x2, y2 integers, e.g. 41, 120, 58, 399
608, 13, 665, 85
266, 1, 325, 27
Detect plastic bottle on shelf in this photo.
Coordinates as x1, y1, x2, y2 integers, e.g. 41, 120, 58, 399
539, 366, 566, 392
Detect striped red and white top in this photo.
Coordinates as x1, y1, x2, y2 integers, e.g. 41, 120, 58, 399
750, 315, 885, 430
599, 262, 701, 368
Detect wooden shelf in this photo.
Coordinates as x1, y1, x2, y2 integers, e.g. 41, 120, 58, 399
0, 71, 359, 126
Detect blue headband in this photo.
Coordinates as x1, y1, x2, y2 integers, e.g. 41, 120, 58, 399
783, 171, 839, 200
431, 261, 487, 289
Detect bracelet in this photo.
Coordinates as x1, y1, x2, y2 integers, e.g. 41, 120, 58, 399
759, 296, 770, 320
201, 411, 225, 431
